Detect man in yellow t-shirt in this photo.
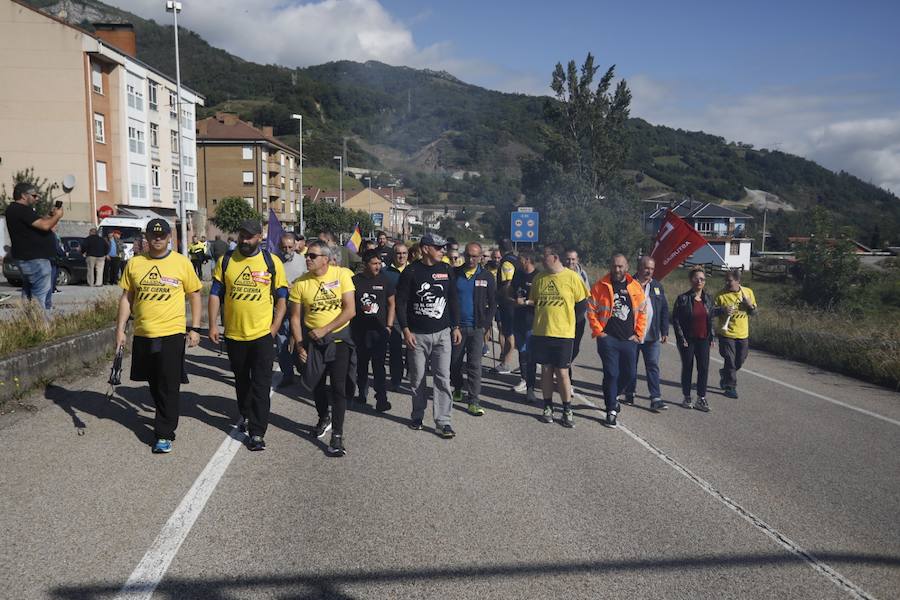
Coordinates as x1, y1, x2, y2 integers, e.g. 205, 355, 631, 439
715, 269, 758, 399
529, 243, 588, 428
289, 240, 356, 456
208, 219, 288, 451
116, 218, 202, 454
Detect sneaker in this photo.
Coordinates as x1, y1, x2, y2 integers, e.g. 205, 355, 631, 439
388, 381, 401, 393
526, 387, 537, 403
541, 406, 554, 423
561, 408, 575, 428
152, 439, 172, 453
375, 401, 392, 413
327, 433, 346, 456
238, 418, 249, 434
622, 395, 635, 406
452, 390, 464, 403
438, 424, 456, 439
724, 387, 739, 399
513, 379, 528, 393
248, 435, 266, 451
408, 418, 424, 430
467, 402, 485, 416
695, 397, 710, 412
314, 417, 332, 439
682, 397, 693, 409
603, 410, 618, 429
495, 363, 512, 374
650, 398, 668, 412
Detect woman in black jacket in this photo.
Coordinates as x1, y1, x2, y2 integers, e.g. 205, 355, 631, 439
671, 266, 721, 412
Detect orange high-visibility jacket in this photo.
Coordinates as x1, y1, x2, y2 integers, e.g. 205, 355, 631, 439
587, 274, 647, 339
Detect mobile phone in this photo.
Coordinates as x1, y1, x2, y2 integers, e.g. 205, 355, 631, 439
54, 200, 63, 209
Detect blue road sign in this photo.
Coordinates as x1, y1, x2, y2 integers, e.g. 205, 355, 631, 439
510, 208, 539, 242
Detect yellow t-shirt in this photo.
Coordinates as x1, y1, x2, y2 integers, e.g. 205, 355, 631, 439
120, 252, 201, 338
213, 251, 288, 341
499, 258, 516, 283
530, 269, 588, 338
441, 256, 451, 264
289, 265, 355, 333
715, 286, 757, 339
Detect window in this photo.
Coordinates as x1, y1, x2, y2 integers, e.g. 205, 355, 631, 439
242, 171, 254, 184
242, 146, 253, 160
128, 125, 145, 154
170, 130, 179, 154
151, 165, 160, 188
279, 153, 285, 166
183, 154, 194, 168
261, 172, 268, 186
127, 77, 144, 111
695, 220, 713, 234
129, 164, 146, 200
168, 90, 177, 120
148, 81, 158, 111
289, 156, 294, 169
244, 197, 254, 207
93, 113, 105, 143
95, 161, 108, 191
261, 149, 268, 161
181, 108, 193, 128
184, 180, 195, 203
172, 169, 181, 191
729, 242, 741, 256
289, 179, 294, 192
149, 123, 159, 148
280, 175, 286, 189
91, 63, 103, 94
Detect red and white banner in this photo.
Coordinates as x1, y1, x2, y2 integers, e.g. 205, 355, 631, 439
649, 210, 708, 280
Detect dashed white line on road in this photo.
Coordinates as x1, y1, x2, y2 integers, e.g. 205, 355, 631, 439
665, 342, 900, 428
579, 395, 877, 600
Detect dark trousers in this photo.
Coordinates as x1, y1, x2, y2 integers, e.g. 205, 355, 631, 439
226, 334, 275, 437
514, 324, 537, 388
597, 335, 638, 412
105, 257, 121, 284
133, 334, 186, 440
191, 259, 203, 279
718, 337, 750, 388
313, 341, 351, 435
450, 326, 484, 403
354, 327, 388, 405
569, 318, 586, 380
679, 338, 710, 399
389, 326, 405, 386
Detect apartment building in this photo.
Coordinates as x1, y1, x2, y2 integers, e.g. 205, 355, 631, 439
196, 113, 302, 234
0, 0, 203, 237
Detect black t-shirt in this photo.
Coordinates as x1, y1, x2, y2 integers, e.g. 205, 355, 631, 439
512, 268, 537, 331
351, 272, 395, 330
396, 260, 459, 334
5, 202, 55, 261
604, 278, 635, 340
81, 234, 108, 257
376, 244, 393, 266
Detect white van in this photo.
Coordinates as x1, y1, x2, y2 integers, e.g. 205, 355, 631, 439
98, 213, 176, 259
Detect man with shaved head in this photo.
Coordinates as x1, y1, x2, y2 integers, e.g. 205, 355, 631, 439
624, 255, 669, 412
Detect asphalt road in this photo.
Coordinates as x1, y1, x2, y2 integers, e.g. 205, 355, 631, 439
1, 330, 898, 599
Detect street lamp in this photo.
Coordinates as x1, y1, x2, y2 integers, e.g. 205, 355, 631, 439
333, 155, 343, 207
290, 113, 303, 235
363, 176, 373, 236
166, 0, 188, 256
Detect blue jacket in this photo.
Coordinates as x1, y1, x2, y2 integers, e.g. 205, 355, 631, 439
638, 277, 670, 342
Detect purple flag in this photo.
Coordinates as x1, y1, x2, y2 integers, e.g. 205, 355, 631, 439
266, 209, 285, 255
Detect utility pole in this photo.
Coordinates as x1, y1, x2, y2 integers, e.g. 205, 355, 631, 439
291, 113, 303, 234
166, 0, 188, 256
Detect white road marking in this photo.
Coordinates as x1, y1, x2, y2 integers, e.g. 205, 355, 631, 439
579, 396, 877, 600
665, 342, 900, 428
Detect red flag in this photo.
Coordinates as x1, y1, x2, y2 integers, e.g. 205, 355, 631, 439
649, 210, 709, 280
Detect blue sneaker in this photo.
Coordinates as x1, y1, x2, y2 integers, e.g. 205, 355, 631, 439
152, 439, 172, 453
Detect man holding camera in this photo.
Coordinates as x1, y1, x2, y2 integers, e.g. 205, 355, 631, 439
5, 183, 64, 311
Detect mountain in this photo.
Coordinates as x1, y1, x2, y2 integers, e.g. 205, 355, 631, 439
29, 0, 900, 246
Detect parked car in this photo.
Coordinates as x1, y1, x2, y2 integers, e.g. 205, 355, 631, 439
3, 236, 88, 286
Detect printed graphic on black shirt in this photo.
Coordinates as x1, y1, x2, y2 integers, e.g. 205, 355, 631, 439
310, 281, 342, 313
360, 292, 380, 315
137, 266, 177, 301
229, 266, 266, 301
612, 287, 631, 321
536, 279, 564, 307
604, 280, 634, 340
414, 282, 447, 319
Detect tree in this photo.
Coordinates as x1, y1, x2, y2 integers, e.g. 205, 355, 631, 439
794, 208, 861, 309
300, 200, 374, 239
0, 167, 60, 217
211, 196, 262, 233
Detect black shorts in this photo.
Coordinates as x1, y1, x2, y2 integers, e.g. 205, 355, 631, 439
497, 304, 515, 336
531, 335, 574, 369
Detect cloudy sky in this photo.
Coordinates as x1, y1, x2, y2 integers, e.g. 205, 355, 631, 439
114, 0, 900, 195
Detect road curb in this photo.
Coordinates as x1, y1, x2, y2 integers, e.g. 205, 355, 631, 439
0, 325, 117, 404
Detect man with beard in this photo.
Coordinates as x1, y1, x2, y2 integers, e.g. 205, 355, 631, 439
209, 219, 289, 451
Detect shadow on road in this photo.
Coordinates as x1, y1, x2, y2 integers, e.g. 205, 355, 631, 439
49, 552, 900, 599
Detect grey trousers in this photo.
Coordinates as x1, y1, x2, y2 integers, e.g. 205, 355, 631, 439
408, 327, 453, 426
718, 336, 750, 388
451, 326, 483, 403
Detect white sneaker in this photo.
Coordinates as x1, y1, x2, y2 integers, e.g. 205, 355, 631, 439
513, 379, 528, 393
495, 363, 513, 374
526, 387, 537, 403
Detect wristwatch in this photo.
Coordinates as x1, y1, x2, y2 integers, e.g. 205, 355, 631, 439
187, 327, 199, 333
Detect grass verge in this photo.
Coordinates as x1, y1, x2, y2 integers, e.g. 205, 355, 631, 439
0, 296, 119, 359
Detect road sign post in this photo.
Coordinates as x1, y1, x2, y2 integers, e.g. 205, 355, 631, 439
511, 207, 539, 245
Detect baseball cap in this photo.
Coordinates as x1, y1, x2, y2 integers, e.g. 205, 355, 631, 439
146, 218, 171, 235
420, 232, 448, 248
238, 219, 263, 235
